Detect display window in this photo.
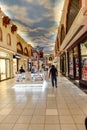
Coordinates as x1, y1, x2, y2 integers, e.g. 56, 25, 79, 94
69, 50, 74, 76
74, 47, 79, 78
81, 41, 87, 81
0, 59, 10, 81
60, 54, 66, 74
0, 59, 6, 80
74, 56, 79, 77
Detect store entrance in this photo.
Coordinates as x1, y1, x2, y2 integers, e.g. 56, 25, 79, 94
0, 59, 10, 81
74, 55, 79, 80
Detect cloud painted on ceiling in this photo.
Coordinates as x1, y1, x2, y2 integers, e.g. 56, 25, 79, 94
0, 0, 65, 54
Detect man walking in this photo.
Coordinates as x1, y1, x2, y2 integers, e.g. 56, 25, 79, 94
49, 65, 58, 88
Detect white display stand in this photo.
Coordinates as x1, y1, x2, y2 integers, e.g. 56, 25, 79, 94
15, 71, 45, 85
31, 72, 44, 81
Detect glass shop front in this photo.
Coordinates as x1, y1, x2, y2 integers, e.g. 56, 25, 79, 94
80, 41, 87, 86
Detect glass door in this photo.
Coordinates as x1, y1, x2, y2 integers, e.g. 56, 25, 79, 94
6, 59, 10, 78
0, 59, 6, 80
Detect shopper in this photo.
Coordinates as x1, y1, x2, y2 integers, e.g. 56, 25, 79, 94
49, 65, 58, 88
19, 66, 25, 73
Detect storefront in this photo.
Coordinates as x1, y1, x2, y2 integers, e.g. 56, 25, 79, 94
68, 46, 79, 79
13, 54, 21, 75
60, 53, 66, 75
80, 40, 87, 86
18, 57, 28, 71
28, 59, 32, 71
0, 50, 13, 81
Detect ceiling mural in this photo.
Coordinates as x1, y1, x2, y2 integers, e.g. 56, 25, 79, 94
0, 0, 65, 54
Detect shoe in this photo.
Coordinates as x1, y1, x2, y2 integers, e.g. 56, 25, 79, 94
55, 86, 57, 88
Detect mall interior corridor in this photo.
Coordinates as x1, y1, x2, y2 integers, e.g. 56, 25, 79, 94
0, 74, 87, 130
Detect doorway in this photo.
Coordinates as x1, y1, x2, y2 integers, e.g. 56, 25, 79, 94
0, 59, 10, 81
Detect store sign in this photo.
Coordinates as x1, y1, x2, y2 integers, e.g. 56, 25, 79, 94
13, 54, 21, 59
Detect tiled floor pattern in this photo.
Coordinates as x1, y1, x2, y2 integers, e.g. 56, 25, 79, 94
0, 76, 87, 130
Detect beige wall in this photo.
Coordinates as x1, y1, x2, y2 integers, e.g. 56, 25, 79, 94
17, 34, 32, 58
0, 10, 17, 53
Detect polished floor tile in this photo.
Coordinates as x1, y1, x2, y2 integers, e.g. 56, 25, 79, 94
59, 115, 75, 124
0, 124, 14, 130
44, 124, 60, 130
31, 116, 45, 124
28, 124, 44, 130
61, 124, 77, 130
16, 115, 32, 124
45, 115, 59, 124
46, 109, 58, 115
12, 124, 28, 130
0, 74, 87, 130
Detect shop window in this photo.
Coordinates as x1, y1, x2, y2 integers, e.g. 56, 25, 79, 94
7, 33, 11, 46
0, 28, 3, 41
81, 42, 87, 81
74, 47, 79, 78
69, 50, 74, 77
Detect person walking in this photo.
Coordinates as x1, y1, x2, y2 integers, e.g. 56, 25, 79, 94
19, 66, 25, 73
49, 65, 58, 88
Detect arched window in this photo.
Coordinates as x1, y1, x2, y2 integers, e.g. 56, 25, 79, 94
17, 42, 23, 54
7, 33, 11, 45
57, 36, 59, 51
66, 0, 80, 33
60, 24, 65, 45
24, 47, 28, 56
0, 28, 3, 41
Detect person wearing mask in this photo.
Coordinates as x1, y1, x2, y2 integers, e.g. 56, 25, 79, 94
49, 65, 58, 88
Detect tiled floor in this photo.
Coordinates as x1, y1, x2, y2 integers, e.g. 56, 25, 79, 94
0, 74, 87, 130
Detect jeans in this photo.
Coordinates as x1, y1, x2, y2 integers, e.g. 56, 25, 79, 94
51, 75, 57, 87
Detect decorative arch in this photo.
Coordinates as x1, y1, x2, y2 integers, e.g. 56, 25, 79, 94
55, 43, 57, 55
0, 28, 3, 41
17, 42, 23, 54
60, 24, 65, 45
57, 36, 59, 51
66, 0, 80, 33
7, 33, 11, 46
24, 47, 29, 56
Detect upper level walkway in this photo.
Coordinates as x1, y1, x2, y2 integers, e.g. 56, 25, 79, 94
0, 74, 87, 130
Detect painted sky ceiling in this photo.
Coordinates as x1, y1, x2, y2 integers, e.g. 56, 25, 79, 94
0, 0, 65, 54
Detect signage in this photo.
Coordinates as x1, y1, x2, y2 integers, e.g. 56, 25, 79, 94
13, 54, 21, 59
